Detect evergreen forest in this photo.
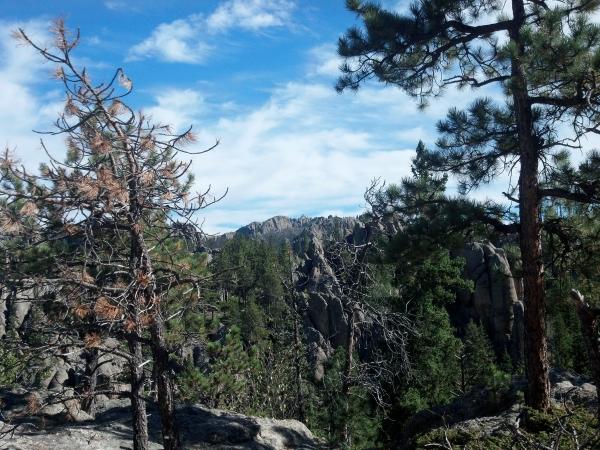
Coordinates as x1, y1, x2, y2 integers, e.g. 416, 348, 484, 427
2, 1, 600, 449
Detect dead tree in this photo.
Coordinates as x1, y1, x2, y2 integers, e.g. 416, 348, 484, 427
1, 21, 222, 450
321, 186, 412, 447
281, 245, 307, 423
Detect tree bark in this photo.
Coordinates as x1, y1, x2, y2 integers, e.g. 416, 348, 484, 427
129, 338, 149, 450
127, 170, 181, 450
150, 318, 182, 450
510, 0, 550, 411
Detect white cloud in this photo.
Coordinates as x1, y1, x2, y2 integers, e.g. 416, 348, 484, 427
0, 19, 517, 235
104, 1, 140, 12
206, 0, 295, 33
0, 20, 63, 169
146, 81, 429, 233
394, 127, 431, 144
127, 16, 211, 63
136, 35, 513, 234
87, 35, 102, 45
381, 0, 410, 14
104, 1, 125, 10
307, 44, 342, 78
128, 0, 295, 63
144, 88, 205, 131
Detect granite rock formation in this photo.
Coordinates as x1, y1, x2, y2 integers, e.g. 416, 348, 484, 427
0, 390, 323, 450
452, 242, 524, 363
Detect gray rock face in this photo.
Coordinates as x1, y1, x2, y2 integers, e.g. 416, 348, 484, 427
294, 226, 357, 379
291, 218, 397, 379
0, 390, 323, 450
307, 292, 329, 340
0, 286, 34, 339
455, 242, 524, 363
261, 223, 523, 375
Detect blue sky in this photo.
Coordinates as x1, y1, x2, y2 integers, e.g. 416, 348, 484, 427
0, 0, 513, 233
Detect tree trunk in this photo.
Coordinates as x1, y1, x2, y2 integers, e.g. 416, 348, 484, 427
509, 0, 551, 412
129, 338, 149, 450
150, 318, 182, 450
570, 290, 600, 423
81, 348, 99, 414
340, 305, 356, 447
293, 301, 306, 423
128, 210, 181, 449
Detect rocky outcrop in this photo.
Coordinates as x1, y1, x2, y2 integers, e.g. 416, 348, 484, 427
0, 283, 127, 393
200, 215, 364, 381
199, 217, 526, 379
0, 390, 324, 450
452, 242, 524, 364
402, 369, 597, 448
299, 232, 350, 381
0, 285, 35, 339
202, 215, 361, 250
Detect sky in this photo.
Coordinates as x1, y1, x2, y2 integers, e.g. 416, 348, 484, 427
0, 0, 514, 233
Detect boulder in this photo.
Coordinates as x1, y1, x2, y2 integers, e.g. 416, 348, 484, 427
48, 365, 69, 390
308, 342, 328, 382
581, 383, 597, 393
0, 389, 324, 450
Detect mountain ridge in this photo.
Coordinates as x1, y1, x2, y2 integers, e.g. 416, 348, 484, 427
202, 214, 362, 249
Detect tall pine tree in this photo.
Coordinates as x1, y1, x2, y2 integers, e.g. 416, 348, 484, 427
337, 0, 600, 411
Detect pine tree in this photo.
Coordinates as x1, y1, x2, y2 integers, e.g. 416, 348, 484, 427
460, 321, 503, 393
178, 325, 259, 411
398, 250, 469, 404
204, 238, 307, 419
337, 0, 600, 411
1, 22, 221, 450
